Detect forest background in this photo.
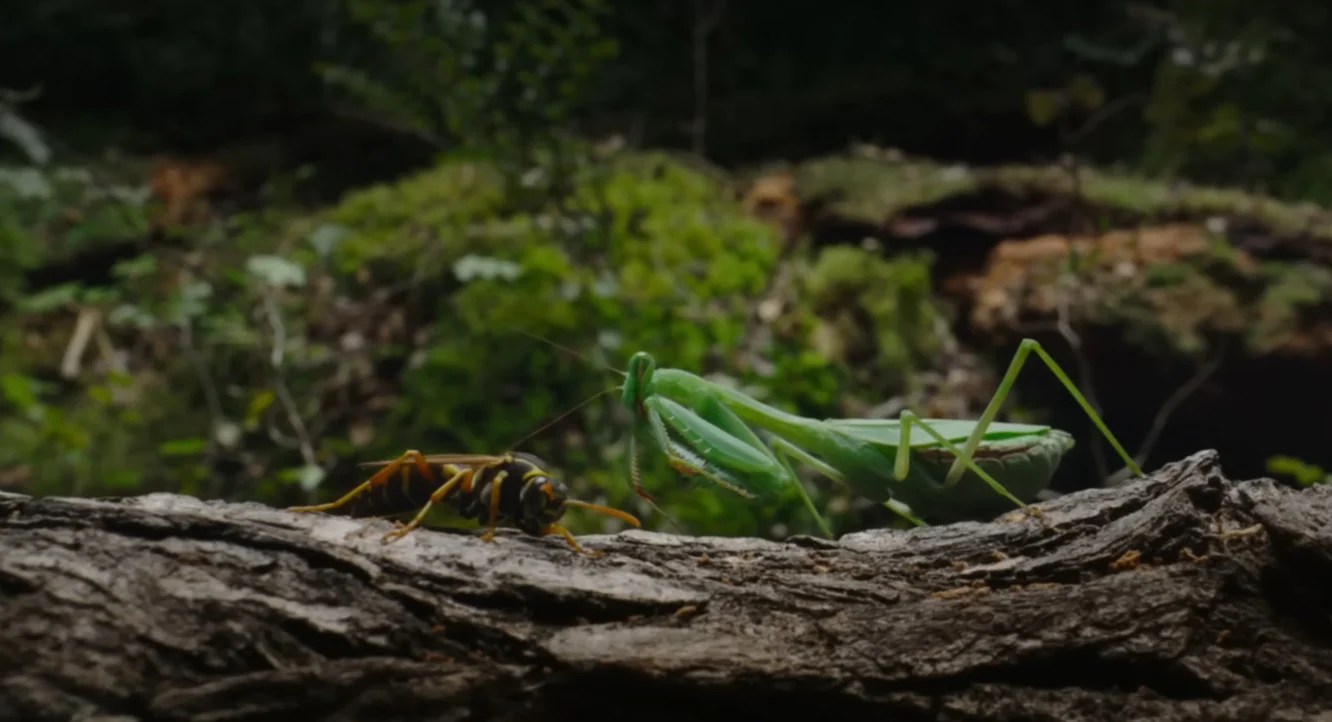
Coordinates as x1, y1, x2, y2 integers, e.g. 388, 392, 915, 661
4, 0, 1332, 539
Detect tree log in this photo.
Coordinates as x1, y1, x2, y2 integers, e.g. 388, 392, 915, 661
3, 450, 1332, 722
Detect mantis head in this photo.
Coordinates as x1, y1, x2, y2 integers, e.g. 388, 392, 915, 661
622, 351, 657, 413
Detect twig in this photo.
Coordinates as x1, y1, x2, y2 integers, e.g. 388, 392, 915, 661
60, 308, 100, 379
1105, 346, 1224, 487
691, 0, 726, 156
93, 323, 128, 376
180, 320, 224, 440
1052, 277, 1111, 482
260, 289, 318, 470
1064, 93, 1148, 148
179, 318, 227, 498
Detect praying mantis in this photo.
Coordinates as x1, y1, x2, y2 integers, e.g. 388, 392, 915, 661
617, 337, 1144, 538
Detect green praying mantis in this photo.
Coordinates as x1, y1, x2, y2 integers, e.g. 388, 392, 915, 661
615, 337, 1144, 538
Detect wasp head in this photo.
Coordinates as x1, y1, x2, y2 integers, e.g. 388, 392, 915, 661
517, 473, 570, 535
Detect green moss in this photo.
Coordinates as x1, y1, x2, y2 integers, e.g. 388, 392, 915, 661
788, 148, 1332, 243
39, 144, 1332, 540
0, 166, 152, 302
988, 164, 1331, 237
1251, 262, 1332, 354
802, 246, 941, 395
793, 153, 979, 224
233, 149, 882, 537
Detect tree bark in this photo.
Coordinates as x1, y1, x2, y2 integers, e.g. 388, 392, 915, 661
2, 450, 1331, 722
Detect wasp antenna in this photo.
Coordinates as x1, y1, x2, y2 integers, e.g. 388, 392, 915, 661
501, 324, 626, 376
504, 386, 618, 452
562, 499, 642, 527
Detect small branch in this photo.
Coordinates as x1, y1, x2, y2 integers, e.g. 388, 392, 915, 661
259, 289, 319, 471
59, 307, 100, 379
179, 318, 227, 498
1106, 345, 1225, 487
180, 319, 224, 432
1051, 278, 1111, 481
1063, 92, 1148, 148
690, 0, 726, 157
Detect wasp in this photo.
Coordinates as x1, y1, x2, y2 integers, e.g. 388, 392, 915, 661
287, 450, 641, 556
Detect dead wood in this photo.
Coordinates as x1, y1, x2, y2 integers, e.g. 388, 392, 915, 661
2, 450, 1332, 722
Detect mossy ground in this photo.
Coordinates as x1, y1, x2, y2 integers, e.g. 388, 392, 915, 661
3, 143, 1330, 539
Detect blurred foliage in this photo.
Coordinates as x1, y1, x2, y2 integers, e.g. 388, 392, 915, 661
318, 0, 616, 156
1267, 455, 1332, 487
8, 1, 1332, 207
8, 0, 1332, 542
0, 137, 944, 538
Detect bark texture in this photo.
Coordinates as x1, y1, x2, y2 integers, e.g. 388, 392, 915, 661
3, 450, 1332, 722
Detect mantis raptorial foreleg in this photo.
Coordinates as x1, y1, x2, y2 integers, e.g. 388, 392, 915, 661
644, 391, 836, 538
641, 397, 760, 499
945, 338, 1142, 487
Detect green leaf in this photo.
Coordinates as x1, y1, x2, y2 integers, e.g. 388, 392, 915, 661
19, 283, 82, 313
280, 464, 327, 491
308, 223, 348, 259
1066, 74, 1106, 110
1024, 89, 1064, 128
107, 303, 157, 329
0, 167, 51, 198
0, 373, 40, 409
111, 254, 159, 281
167, 280, 213, 325
0, 105, 50, 165
246, 255, 307, 288
453, 254, 523, 282
1266, 455, 1330, 487
87, 385, 114, 406
106, 371, 135, 388
159, 438, 210, 457
245, 390, 277, 431
103, 468, 141, 490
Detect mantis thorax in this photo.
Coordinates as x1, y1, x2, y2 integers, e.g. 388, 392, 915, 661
622, 351, 657, 411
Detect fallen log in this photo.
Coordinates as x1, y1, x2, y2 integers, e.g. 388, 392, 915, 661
2, 450, 1331, 722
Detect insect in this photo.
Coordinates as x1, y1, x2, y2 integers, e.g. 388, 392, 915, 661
617, 337, 1145, 538
286, 450, 641, 556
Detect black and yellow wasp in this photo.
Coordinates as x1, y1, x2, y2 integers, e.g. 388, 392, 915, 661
287, 450, 640, 556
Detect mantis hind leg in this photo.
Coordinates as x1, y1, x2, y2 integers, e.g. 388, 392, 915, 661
884, 498, 928, 528
944, 338, 1143, 487
765, 438, 840, 539
895, 411, 1035, 518
770, 436, 936, 530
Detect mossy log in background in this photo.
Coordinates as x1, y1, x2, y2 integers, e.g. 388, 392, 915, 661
3, 450, 1331, 721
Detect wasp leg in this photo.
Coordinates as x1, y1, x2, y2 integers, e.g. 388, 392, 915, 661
288, 449, 436, 514
480, 470, 509, 543
543, 523, 603, 557
383, 467, 473, 544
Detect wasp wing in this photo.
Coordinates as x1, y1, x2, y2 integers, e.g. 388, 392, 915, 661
357, 453, 508, 469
